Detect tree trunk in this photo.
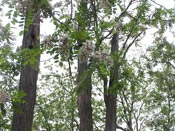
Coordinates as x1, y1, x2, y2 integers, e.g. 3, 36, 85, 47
76, 1, 93, 131
12, 9, 40, 131
105, 32, 119, 131
77, 60, 93, 131
104, 93, 116, 131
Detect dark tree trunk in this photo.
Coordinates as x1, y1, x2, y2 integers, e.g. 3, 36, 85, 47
104, 32, 119, 131
77, 60, 93, 131
104, 93, 116, 131
12, 10, 40, 131
76, 1, 93, 131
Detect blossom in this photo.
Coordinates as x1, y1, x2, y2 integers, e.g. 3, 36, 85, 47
93, 49, 114, 68
115, 20, 123, 30
59, 34, 71, 58
78, 40, 94, 63
0, 91, 9, 104
54, 1, 62, 8
60, 34, 70, 44
42, 35, 52, 47
99, 0, 111, 8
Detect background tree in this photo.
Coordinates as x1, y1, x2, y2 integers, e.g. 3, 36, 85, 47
145, 37, 175, 131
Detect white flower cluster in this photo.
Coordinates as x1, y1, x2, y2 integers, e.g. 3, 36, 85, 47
17, 0, 27, 14
59, 34, 71, 58
93, 49, 114, 68
42, 35, 52, 47
78, 40, 94, 63
54, 1, 62, 8
76, 0, 87, 3
0, 91, 9, 104
115, 20, 123, 31
60, 34, 70, 44
99, 0, 111, 8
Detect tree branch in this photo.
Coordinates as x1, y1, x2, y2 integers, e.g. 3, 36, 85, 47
149, 0, 167, 9
36, 103, 52, 131
123, 31, 143, 58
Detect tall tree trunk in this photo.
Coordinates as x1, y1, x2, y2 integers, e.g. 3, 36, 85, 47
77, 1, 93, 131
12, 9, 40, 131
104, 32, 119, 131
77, 60, 93, 131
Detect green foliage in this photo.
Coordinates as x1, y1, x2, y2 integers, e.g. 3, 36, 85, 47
12, 90, 26, 113
34, 72, 78, 130
20, 47, 41, 69
0, 0, 175, 130
144, 35, 175, 130
71, 31, 89, 41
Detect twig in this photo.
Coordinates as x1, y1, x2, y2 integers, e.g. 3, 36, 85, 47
149, 0, 167, 9
123, 31, 143, 58
40, 56, 54, 62
36, 103, 52, 131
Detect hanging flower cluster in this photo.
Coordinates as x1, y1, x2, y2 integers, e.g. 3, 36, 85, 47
93, 49, 114, 68
42, 35, 53, 48
99, 0, 111, 8
17, 0, 27, 14
0, 90, 9, 104
78, 40, 94, 63
54, 1, 62, 8
59, 34, 71, 58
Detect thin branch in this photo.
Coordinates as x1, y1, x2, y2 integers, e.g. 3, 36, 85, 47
100, 0, 134, 43
117, 0, 135, 19
116, 124, 127, 131
122, 29, 134, 49
100, 27, 114, 42
149, 0, 167, 9
120, 95, 129, 123
166, 61, 175, 69
36, 103, 52, 131
68, 58, 73, 78
133, 103, 144, 131
123, 31, 143, 58
70, 0, 73, 20
40, 56, 54, 62
90, 0, 98, 27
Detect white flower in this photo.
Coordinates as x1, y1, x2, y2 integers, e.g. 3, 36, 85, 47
59, 34, 71, 58
115, 20, 123, 30
0, 91, 9, 104
78, 40, 94, 63
93, 49, 114, 68
99, 0, 111, 8
42, 35, 52, 47
54, 1, 62, 7
60, 34, 70, 44
93, 51, 102, 59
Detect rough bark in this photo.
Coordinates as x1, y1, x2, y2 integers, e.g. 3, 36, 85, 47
12, 10, 40, 131
76, 1, 93, 131
77, 60, 93, 131
104, 32, 119, 131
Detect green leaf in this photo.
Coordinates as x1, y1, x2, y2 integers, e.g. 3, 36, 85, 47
19, 31, 24, 36
71, 31, 89, 41
5, 23, 10, 30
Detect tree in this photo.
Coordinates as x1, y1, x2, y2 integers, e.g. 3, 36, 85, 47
11, 0, 41, 130
76, 1, 93, 131
0, 21, 17, 131
145, 37, 175, 131
0, 0, 175, 131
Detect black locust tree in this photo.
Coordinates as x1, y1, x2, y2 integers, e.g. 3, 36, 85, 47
12, 1, 40, 131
